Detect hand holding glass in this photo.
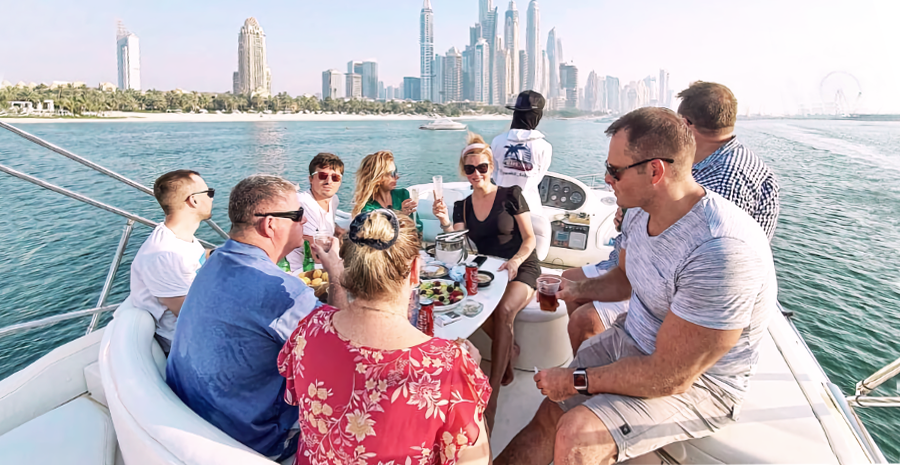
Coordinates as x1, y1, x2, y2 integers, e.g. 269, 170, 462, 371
432, 175, 443, 201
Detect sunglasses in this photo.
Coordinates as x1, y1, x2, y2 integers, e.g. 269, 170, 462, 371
312, 171, 342, 183
190, 188, 215, 199
605, 158, 675, 181
464, 163, 490, 175
254, 208, 304, 222
388, 169, 400, 179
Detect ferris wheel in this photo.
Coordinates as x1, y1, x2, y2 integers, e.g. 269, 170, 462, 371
819, 71, 862, 116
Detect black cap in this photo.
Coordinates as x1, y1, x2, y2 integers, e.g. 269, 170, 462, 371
505, 90, 545, 111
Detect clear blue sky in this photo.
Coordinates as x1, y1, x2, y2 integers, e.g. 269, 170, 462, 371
2, 0, 897, 114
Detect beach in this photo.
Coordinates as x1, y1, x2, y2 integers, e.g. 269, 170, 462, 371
0, 111, 511, 124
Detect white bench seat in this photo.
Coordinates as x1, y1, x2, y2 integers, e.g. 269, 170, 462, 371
0, 396, 116, 464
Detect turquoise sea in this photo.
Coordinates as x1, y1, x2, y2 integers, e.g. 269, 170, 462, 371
0, 118, 898, 461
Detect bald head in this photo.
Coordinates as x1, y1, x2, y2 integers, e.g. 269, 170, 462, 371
605, 107, 696, 179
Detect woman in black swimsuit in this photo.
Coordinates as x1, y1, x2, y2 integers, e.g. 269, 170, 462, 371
432, 132, 538, 429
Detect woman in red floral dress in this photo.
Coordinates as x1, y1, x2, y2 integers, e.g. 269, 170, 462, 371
279, 209, 491, 465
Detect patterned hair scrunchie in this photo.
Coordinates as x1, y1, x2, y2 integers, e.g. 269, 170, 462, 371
348, 209, 400, 251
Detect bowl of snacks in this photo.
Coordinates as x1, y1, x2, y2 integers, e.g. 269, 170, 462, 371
296, 269, 329, 298
419, 279, 467, 313
420, 263, 450, 279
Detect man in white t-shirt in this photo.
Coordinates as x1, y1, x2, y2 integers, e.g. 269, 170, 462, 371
286, 153, 345, 271
491, 90, 552, 215
129, 169, 213, 353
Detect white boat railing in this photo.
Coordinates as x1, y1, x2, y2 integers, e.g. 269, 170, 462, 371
0, 121, 896, 462
573, 172, 612, 190
0, 121, 225, 338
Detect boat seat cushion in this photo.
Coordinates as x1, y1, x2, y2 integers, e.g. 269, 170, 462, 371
0, 396, 116, 464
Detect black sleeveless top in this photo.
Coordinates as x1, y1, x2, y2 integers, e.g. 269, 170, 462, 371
453, 186, 536, 262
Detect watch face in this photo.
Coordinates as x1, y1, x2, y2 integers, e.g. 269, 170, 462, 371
574, 370, 588, 389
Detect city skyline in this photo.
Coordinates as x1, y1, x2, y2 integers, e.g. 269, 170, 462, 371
1, 1, 898, 114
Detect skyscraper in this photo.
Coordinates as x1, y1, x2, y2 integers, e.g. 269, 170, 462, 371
495, 45, 509, 105
431, 54, 443, 103
236, 17, 271, 97
585, 70, 601, 112
474, 38, 490, 103
547, 28, 560, 99
644, 75, 658, 106
659, 69, 670, 107
420, 0, 434, 105
525, 0, 540, 91
116, 21, 140, 91
606, 76, 620, 114
444, 47, 463, 102
362, 62, 378, 100
505, 1, 520, 94
322, 69, 343, 99
541, 50, 549, 95
347, 61, 363, 75
479, 0, 492, 24
462, 46, 475, 101
404, 77, 422, 101
559, 63, 578, 108
519, 50, 528, 95
346, 74, 362, 99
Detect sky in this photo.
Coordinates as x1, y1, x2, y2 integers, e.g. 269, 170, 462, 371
2, 0, 898, 114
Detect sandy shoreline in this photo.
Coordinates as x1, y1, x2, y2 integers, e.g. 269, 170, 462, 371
0, 112, 512, 124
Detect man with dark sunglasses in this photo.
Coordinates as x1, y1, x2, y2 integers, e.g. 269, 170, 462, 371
128, 169, 213, 354
167, 174, 348, 462
286, 153, 345, 271
499, 107, 777, 465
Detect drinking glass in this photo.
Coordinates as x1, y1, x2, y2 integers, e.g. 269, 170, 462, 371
432, 175, 443, 201
314, 232, 332, 253
536, 276, 562, 312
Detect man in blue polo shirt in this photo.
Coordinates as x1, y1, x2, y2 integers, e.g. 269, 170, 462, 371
166, 174, 346, 461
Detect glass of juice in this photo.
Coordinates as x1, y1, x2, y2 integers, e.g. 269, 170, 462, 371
536, 276, 562, 312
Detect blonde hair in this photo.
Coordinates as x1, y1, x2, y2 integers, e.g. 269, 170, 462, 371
340, 212, 419, 301
352, 151, 395, 216
458, 132, 494, 177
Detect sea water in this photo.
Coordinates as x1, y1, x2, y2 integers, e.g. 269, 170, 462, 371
0, 118, 897, 460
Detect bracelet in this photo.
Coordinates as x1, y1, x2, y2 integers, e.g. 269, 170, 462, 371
440, 221, 452, 230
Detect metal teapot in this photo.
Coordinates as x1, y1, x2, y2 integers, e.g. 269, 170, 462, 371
434, 230, 470, 265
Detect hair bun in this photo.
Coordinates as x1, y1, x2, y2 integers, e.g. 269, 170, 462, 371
348, 209, 400, 251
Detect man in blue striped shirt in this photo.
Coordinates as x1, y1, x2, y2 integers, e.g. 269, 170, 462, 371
563, 81, 780, 353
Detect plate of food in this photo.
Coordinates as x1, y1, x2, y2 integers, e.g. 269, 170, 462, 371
419, 279, 467, 313
476, 270, 494, 288
295, 269, 329, 298
420, 263, 450, 279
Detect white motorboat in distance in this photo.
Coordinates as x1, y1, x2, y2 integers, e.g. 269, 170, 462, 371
419, 117, 467, 130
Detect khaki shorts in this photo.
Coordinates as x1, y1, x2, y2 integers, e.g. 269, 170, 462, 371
558, 316, 738, 462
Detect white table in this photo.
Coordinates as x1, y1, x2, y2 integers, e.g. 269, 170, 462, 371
433, 256, 509, 340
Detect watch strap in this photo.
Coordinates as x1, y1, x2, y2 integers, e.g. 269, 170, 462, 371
574, 368, 590, 396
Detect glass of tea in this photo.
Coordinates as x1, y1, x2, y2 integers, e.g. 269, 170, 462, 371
536, 276, 562, 312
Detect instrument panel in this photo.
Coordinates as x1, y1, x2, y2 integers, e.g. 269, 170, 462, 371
539, 176, 587, 210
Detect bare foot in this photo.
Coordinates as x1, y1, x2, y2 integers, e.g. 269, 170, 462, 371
501, 343, 520, 386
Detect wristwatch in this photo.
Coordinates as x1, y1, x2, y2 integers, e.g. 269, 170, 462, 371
573, 368, 589, 396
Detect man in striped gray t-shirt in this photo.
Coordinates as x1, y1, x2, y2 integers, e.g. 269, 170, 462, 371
496, 107, 778, 465
564, 81, 780, 353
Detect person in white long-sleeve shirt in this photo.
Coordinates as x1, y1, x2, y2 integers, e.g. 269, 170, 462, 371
129, 169, 213, 354
491, 90, 553, 215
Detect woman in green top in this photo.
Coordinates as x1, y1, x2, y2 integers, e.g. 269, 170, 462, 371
351, 150, 423, 231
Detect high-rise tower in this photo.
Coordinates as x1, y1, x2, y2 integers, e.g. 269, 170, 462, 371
116, 21, 141, 91
525, 0, 540, 91
504, 2, 520, 94
420, 0, 434, 103
444, 47, 463, 102
236, 17, 271, 97
547, 28, 561, 99
479, 0, 493, 24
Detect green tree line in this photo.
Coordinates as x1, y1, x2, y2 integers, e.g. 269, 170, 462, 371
0, 84, 513, 117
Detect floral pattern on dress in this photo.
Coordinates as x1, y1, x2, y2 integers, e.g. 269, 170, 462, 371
278, 305, 491, 465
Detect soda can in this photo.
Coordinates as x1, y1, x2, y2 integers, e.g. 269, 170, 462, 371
418, 298, 435, 336
465, 264, 479, 296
